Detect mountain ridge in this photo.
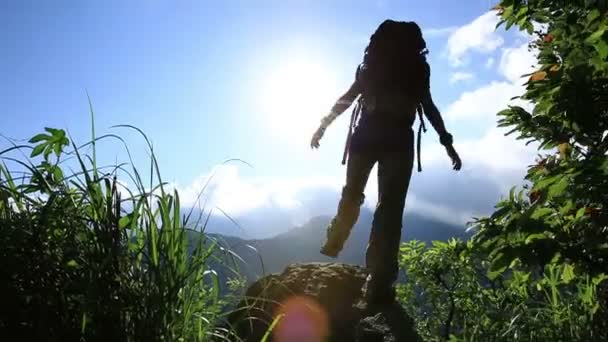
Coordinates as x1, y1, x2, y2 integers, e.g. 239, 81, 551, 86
196, 209, 472, 283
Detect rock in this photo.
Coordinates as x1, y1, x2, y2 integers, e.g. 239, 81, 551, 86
225, 262, 421, 342
356, 305, 420, 342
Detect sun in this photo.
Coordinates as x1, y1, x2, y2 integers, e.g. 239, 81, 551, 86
259, 59, 339, 142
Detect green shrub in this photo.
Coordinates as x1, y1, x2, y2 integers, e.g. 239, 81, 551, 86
398, 1, 608, 341
0, 119, 243, 341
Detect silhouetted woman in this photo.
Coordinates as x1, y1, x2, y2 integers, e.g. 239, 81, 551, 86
311, 20, 462, 306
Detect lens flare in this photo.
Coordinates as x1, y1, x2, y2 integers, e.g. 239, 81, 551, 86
273, 296, 329, 342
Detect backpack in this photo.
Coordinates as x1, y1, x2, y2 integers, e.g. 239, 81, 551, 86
342, 20, 429, 172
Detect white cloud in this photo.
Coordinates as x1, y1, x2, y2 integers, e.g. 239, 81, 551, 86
436, 35, 540, 197
171, 129, 537, 237
177, 165, 341, 215
459, 127, 537, 173
445, 81, 524, 120
447, 11, 504, 66
449, 71, 474, 84
424, 26, 458, 38
421, 127, 538, 194
499, 43, 538, 84
172, 161, 491, 235
445, 41, 537, 121
407, 194, 476, 226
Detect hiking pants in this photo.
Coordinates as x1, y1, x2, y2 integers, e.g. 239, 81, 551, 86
335, 132, 414, 289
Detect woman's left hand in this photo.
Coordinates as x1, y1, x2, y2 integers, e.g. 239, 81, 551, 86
445, 145, 462, 171
311, 126, 325, 149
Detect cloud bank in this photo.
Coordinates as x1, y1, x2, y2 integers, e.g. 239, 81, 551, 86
447, 11, 504, 66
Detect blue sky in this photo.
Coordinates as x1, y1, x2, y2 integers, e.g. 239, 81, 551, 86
1, 0, 541, 237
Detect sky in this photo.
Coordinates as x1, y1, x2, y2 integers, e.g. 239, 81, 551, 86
1, 0, 541, 238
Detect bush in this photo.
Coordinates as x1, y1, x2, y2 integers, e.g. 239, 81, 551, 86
0, 121, 242, 341
398, 1, 608, 341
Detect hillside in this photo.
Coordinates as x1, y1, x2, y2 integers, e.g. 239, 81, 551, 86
198, 209, 471, 282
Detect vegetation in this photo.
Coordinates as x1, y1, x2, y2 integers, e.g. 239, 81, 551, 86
398, 1, 608, 341
2, 1, 607, 341
0, 117, 244, 341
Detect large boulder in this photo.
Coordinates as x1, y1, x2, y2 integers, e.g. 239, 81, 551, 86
225, 262, 421, 341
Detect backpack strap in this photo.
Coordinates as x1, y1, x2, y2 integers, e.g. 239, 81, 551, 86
416, 103, 427, 172
341, 98, 362, 165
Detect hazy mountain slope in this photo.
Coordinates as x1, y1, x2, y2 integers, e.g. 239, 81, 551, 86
200, 209, 471, 282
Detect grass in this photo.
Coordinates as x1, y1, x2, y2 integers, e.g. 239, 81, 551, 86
0, 111, 250, 341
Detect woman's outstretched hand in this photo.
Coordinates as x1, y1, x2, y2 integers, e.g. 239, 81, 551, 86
445, 144, 462, 171
311, 126, 325, 149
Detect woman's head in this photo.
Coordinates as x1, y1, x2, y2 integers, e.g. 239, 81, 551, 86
368, 20, 426, 54
360, 20, 429, 98
364, 20, 427, 64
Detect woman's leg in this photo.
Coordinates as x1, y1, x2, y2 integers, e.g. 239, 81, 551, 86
365, 147, 414, 302
321, 152, 376, 257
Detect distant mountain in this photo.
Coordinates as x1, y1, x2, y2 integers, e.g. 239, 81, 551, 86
195, 209, 471, 283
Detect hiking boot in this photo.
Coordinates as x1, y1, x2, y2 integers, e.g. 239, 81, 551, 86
320, 218, 349, 258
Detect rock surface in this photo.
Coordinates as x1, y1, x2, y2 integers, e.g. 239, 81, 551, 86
226, 262, 421, 341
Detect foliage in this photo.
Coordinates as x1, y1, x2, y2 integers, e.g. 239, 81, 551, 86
486, 0, 608, 279
398, 1, 608, 341
398, 240, 607, 341
0, 121, 245, 341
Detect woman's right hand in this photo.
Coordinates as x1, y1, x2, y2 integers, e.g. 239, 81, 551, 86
445, 144, 462, 171
311, 126, 325, 149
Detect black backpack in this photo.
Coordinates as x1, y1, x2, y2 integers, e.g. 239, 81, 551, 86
342, 21, 429, 172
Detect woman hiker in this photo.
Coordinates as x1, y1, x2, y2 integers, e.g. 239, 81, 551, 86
310, 20, 462, 306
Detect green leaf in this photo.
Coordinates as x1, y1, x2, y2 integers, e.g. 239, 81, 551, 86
81, 313, 87, 335
261, 314, 284, 342
53, 143, 62, 157
535, 174, 560, 190
497, 107, 514, 116
575, 207, 586, 219
503, 5, 514, 19
28, 133, 50, 143
43, 147, 52, 160
594, 39, 608, 60
525, 233, 548, 244
585, 27, 606, 44
515, 6, 528, 20
587, 9, 600, 23
495, 19, 506, 30
592, 274, 608, 286
53, 166, 63, 182
119, 215, 132, 229
30, 144, 46, 158
560, 200, 574, 215
561, 264, 575, 283
548, 177, 569, 198
66, 260, 79, 268
44, 127, 62, 136
518, 16, 529, 30
531, 207, 553, 219
488, 252, 511, 279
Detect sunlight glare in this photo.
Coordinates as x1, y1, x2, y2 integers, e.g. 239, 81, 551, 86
260, 59, 339, 143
